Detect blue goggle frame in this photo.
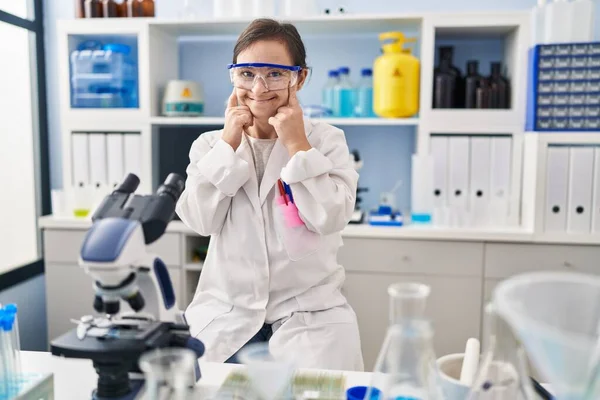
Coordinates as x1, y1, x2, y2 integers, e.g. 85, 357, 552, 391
227, 62, 302, 71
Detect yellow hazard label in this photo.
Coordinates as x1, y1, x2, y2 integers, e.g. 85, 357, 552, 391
181, 87, 192, 98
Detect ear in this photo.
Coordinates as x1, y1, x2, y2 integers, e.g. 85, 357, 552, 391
296, 68, 309, 91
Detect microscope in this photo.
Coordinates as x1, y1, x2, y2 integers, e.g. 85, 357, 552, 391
50, 173, 205, 400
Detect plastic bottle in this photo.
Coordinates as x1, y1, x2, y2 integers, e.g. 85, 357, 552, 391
367, 282, 443, 400
544, 0, 572, 43
373, 32, 420, 118
571, 0, 594, 42
530, 0, 547, 44
322, 70, 339, 116
333, 67, 355, 118
488, 62, 510, 109
411, 154, 434, 224
465, 60, 485, 109
355, 68, 375, 117
433, 46, 463, 108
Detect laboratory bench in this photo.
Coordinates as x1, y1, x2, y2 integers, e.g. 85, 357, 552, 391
39, 215, 600, 370
19, 350, 373, 399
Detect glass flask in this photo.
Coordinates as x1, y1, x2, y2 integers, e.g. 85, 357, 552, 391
367, 282, 443, 400
467, 303, 535, 400
138, 348, 197, 400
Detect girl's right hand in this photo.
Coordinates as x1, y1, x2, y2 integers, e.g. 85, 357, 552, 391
222, 89, 253, 151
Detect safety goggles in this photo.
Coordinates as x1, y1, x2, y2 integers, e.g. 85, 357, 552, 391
227, 63, 302, 91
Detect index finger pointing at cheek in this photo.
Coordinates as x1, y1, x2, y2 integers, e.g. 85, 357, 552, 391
227, 88, 238, 109
288, 84, 299, 107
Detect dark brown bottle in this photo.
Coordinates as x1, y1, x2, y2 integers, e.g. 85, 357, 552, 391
76, 0, 86, 17
476, 83, 490, 109
433, 58, 456, 109
140, 0, 155, 17
127, 0, 142, 16
115, 0, 128, 16
84, 0, 103, 17
465, 60, 485, 109
433, 46, 464, 108
489, 62, 510, 109
102, 0, 117, 17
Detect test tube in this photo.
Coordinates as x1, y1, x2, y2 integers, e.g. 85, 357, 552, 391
0, 310, 11, 397
5, 305, 21, 379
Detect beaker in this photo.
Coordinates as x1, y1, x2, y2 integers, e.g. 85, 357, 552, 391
138, 348, 197, 400
367, 282, 443, 400
467, 303, 535, 400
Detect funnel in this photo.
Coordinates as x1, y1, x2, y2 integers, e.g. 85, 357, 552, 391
493, 271, 600, 400
237, 342, 296, 400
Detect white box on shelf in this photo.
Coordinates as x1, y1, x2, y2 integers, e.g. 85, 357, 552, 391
567, 146, 594, 234
544, 146, 570, 232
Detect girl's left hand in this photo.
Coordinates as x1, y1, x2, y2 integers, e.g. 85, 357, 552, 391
268, 85, 312, 156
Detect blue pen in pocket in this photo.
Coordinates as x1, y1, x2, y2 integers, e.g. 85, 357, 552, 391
282, 181, 294, 204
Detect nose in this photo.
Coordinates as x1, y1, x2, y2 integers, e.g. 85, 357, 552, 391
251, 76, 269, 94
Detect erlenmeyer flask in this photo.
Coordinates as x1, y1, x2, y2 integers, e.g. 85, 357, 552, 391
138, 348, 198, 400
467, 303, 535, 400
368, 282, 443, 400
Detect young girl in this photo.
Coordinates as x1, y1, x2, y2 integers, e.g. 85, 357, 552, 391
176, 18, 364, 371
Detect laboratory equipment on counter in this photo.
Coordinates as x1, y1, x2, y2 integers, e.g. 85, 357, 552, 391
433, 46, 464, 109
85, 0, 104, 17
349, 150, 368, 224
162, 80, 204, 117
70, 42, 138, 109
367, 283, 443, 400
465, 61, 486, 109
136, 348, 198, 399
355, 68, 375, 117
333, 67, 355, 117
50, 173, 205, 400
489, 62, 510, 109
411, 153, 434, 224
526, 42, 600, 132
491, 271, 600, 400
322, 69, 339, 115
467, 303, 535, 400
373, 32, 420, 118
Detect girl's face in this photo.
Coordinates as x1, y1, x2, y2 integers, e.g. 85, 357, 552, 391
235, 40, 306, 120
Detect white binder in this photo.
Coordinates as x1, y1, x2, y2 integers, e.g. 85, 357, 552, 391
469, 137, 491, 226
107, 134, 125, 189
489, 137, 512, 226
123, 134, 142, 179
88, 133, 108, 189
567, 146, 594, 233
592, 147, 600, 233
430, 136, 449, 207
448, 136, 470, 208
71, 133, 90, 188
544, 146, 570, 232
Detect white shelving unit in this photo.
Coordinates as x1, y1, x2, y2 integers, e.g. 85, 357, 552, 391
149, 116, 420, 126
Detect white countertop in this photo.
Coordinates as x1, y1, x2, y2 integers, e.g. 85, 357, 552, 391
39, 215, 600, 244
20, 350, 372, 399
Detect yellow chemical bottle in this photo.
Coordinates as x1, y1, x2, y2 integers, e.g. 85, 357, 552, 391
373, 32, 420, 118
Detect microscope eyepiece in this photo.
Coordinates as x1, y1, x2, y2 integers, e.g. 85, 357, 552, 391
114, 173, 140, 194
157, 173, 185, 203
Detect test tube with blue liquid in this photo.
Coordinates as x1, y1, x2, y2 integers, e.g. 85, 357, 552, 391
0, 304, 21, 398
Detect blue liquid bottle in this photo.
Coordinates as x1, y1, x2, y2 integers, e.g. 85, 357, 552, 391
322, 70, 339, 116
355, 68, 375, 117
334, 67, 355, 117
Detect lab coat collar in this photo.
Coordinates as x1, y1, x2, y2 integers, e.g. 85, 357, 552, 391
236, 118, 314, 210
259, 117, 314, 205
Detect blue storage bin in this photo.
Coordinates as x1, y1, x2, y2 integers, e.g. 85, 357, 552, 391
70, 42, 138, 109
526, 42, 600, 131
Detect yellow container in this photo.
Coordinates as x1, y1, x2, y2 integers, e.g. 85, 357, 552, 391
373, 32, 420, 118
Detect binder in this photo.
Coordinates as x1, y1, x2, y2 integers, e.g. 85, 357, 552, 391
430, 136, 449, 208
88, 133, 108, 189
107, 134, 125, 189
592, 147, 600, 233
567, 146, 594, 233
544, 146, 570, 232
469, 137, 491, 226
448, 136, 470, 208
123, 133, 142, 179
71, 133, 90, 188
489, 137, 512, 226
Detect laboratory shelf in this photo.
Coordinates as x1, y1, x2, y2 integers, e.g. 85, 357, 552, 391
150, 116, 419, 127
184, 263, 204, 271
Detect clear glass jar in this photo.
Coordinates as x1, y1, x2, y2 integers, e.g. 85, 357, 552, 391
138, 348, 197, 399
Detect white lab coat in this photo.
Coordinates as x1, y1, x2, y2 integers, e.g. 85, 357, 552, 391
176, 118, 364, 371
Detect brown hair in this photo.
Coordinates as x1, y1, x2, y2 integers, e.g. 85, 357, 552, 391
233, 18, 307, 68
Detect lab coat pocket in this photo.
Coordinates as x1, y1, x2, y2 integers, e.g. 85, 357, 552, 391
273, 197, 322, 261
185, 297, 234, 337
